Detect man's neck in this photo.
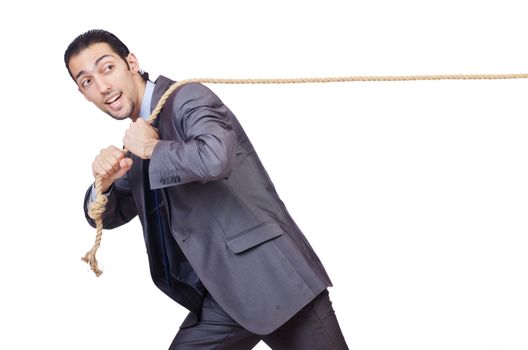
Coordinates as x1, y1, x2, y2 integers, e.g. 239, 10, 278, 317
139, 80, 156, 120
130, 76, 147, 121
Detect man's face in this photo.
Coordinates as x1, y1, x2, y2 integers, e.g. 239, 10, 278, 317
68, 42, 142, 120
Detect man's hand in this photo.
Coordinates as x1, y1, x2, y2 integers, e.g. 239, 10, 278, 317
92, 146, 133, 193
123, 119, 160, 159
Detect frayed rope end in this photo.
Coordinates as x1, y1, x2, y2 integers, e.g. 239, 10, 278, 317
82, 251, 103, 277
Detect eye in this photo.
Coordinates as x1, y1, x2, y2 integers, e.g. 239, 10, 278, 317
81, 78, 92, 88
104, 64, 114, 72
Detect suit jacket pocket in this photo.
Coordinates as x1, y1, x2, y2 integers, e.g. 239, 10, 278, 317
225, 221, 284, 254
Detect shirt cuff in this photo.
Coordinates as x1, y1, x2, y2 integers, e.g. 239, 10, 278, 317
89, 183, 113, 202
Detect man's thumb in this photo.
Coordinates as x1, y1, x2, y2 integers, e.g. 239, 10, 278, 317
112, 158, 133, 180
120, 157, 133, 171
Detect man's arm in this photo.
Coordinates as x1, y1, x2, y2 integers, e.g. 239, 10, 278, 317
84, 146, 138, 229
147, 83, 237, 189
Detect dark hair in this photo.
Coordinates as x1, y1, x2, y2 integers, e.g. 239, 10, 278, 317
64, 29, 133, 80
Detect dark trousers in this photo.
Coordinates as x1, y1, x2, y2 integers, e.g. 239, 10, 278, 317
169, 289, 349, 350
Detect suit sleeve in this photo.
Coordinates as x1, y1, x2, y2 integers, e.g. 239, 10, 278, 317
148, 83, 237, 189
84, 174, 138, 229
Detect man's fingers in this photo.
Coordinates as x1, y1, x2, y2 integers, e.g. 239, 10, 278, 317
103, 152, 121, 173
111, 157, 133, 180
99, 153, 119, 174
92, 145, 127, 178
93, 162, 110, 178
108, 146, 126, 160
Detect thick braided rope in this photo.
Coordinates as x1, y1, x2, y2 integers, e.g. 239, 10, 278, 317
83, 175, 108, 276
83, 72, 528, 276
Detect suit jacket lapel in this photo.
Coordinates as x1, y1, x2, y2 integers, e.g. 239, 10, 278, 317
150, 76, 174, 127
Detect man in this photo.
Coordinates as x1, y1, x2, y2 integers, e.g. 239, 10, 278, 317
65, 29, 348, 349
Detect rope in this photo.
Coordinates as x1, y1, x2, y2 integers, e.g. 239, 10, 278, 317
82, 72, 528, 276
83, 175, 107, 277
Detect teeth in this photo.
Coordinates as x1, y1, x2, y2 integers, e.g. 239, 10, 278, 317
106, 93, 121, 104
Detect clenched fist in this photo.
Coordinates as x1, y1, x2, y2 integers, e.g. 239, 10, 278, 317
123, 118, 160, 159
92, 145, 133, 193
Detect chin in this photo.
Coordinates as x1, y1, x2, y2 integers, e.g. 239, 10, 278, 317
100, 98, 135, 121
106, 106, 134, 120
108, 112, 131, 121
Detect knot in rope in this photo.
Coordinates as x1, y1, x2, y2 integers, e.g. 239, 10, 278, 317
82, 175, 107, 276
88, 193, 108, 220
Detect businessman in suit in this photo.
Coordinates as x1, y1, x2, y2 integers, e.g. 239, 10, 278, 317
65, 29, 348, 349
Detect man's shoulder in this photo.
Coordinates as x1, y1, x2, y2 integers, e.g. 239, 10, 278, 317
155, 75, 213, 96
155, 75, 222, 112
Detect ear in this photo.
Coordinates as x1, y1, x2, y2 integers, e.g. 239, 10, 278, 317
126, 53, 140, 73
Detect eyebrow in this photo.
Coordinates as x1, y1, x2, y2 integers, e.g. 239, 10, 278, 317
74, 54, 114, 82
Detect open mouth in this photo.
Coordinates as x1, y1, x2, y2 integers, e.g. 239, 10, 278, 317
104, 92, 122, 105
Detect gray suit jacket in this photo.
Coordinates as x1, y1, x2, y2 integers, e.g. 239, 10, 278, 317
84, 76, 332, 335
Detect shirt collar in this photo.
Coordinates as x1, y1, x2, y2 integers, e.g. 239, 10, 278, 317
139, 80, 155, 120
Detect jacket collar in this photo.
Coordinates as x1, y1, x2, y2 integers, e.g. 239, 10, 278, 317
150, 75, 175, 113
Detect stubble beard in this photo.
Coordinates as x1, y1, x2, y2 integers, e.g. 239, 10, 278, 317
107, 96, 135, 121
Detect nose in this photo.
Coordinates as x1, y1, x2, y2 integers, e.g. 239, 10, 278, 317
94, 77, 111, 94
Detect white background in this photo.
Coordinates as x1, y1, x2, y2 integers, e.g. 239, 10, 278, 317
0, 0, 527, 349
